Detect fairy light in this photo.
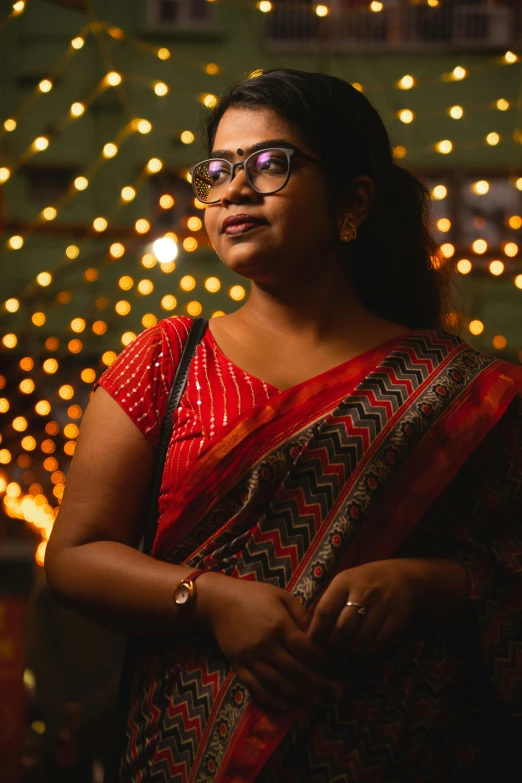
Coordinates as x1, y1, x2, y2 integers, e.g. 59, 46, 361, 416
230, 285, 246, 301
504, 51, 518, 64
103, 142, 118, 158
93, 217, 108, 232
181, 131, 195, 144
370, 1, 383, 11
508, 216, 522, 230
448, 105, 464, 119
201, 94, 218, 109
486, 132, 500, 146
398, 109, 414, 124
315, 5, 329, 16
70, 102, 85, 117
110, 243, 125, 259
187, 216, 202, 231
133, 119, 152, 134
469, 320, 484, 335
489, 260, 504, 276
437, 218, 451, 232
121, 186, 136, 202
159, 194, 174, 209
147, 158, 163, 173
153, 237, 178, 264
492, 335, 507, 350
393, 145, 406, 159
105, 71, 122, 87
457, 259, 472, 274
504, 242, 519, 258
258, 1, 272, 11
36, 272, 52, 286
71, 36, 84, 49
435, 140, 453, 154
135, 219, 150, 234
431, 185, 447, 200
397, 74, 415, 90
496, 99, 510, 111
205, 277, 221, 292
12, 1, 26, 15
515, 275, 522, 290
0, 167, 11, 183
161, 295, 177, 310
154, 81, 169, 96
8, 236, 24, 250
66, 245, 80, 259
38, 79, 53, 93
452, 66, 467, 81
4, 119, 16, 132
157, 47, 171, 60
441, 243, 455, 258
472, 239, 488, 254
33, 136, 49, 151
205, 63, 220, 75
516, 178, 522, 192
4, 299, 19, 313
74, 176, 88, 190
180, 275, 196, 291
472, 180, 489, 195
41, 207, 57, 221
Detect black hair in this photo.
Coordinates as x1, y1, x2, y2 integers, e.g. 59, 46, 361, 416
202, 68, 462, 333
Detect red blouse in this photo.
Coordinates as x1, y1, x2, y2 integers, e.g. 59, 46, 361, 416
93, 316, 279, 532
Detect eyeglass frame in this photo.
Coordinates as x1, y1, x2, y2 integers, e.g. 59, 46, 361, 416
189, 146, 325, 204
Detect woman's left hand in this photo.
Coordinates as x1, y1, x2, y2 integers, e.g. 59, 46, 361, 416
306, 559, 419, 656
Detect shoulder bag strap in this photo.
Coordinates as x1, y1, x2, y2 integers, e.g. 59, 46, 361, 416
140, 316, 208, 556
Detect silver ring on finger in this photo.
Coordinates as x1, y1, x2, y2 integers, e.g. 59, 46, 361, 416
345, 600, 367, 617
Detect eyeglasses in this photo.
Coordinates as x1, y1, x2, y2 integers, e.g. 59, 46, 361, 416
189, 146, 325, 204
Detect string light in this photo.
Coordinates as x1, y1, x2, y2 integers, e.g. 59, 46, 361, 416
469, 320, 484, 335
489, 260, 504, 276
257, 1, 272, 11
93, 217, 108, 232
448, 105, 464, 119
38, 79, 53, 93
496, 99, 510, 111
0, 167, 11, 183
121, 186, 136, 202
370, 1, 383, 12
451, 66, 467, 81
472, 180, 489, 195
457, 259, 472, 274
397, 74, 415, 90
154, 82, 169, 97
105, 71, 122, 86
472, 239, 488, 254
157, 47, 171, 60
71, 36, 84, 49
504, 51, 518, 64
70, 102, 85, 117
146, 158, 163, 173
431, 185, 447, 200
486, 132, 500, 145
4, 118, 16, 132
74, 176, 88, 190
398, 109, 414, 124
315, 5, 328, 16
32, 136, 49, 151
435, 140, 453, 154
103, 142, 118, 158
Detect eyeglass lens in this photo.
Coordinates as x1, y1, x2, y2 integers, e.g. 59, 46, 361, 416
192, 149, 290, 203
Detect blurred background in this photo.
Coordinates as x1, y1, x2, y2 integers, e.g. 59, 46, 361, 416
0, 0, 521, 780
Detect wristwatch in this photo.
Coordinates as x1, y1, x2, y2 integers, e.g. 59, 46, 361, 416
173, 569, 207, 610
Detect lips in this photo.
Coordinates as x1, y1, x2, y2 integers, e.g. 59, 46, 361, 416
221, 214, 267, 233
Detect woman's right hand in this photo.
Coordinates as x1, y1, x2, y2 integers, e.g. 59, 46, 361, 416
199, 575, 344, 713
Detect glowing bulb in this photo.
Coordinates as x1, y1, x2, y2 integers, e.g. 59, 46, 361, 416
4, 119, 16, 132
435, 140, 453, 154
457, 259, 472, 275
205, 277, 221, 292
66, 245, 80, 259
74, 176, 88, 190
154, 82, 168, 96
441, 243, 455, 258
36, 272, 52, 286
121, 186, 136, 202
504, 242, 518, 258
93, 217, 108, 232
71, 36, 84, 49
370, 1, 383, 11
0, 167, 11, 183
105, 71, 122, 86
496, 99, 510, 111
486, 132, 500, 145
452, 66, 467, 80
504, 51, 518, 64
38, 79, 53, 93
12, 1, 25, 14
472, 239, 488, 254
187, 216, 202, 231
135, 219, 150, 234
469, 320, 484, 335
147, 158, 163, 173
157, 47, 171, 60
449, 105, 464, 119
205, 63, 220, 75
398, 109, 414, 124
153, 237, 178, 264
508, 216, 522, 230
41, 207, 57, 221
472, 180, 489, 195
397, 74, 415, 90
159, 194, 174, 209
33, 136, 49, 151
258, 1, 272, 10
315, 5, 329, 16
489, 260, 504, 276
8, 235, 24, 250
110, 243, 125, 259
181, 130, 195, 144
431, 185, 447, 200
103, 142, 118, 158
70, 102, 85, 117
134, 119, 152, 134
516, 178, 522, 191
202, 94, 218, 109
437, 218, 451, 232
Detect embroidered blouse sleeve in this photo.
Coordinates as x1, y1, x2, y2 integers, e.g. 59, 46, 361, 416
92, 317, 192, 447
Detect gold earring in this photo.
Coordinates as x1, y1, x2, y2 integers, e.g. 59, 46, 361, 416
340, 213, 357, 244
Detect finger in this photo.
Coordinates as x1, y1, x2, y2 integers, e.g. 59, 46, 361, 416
283, 625, 340, 676
270, 644, 343, 701
346, 607, 386, 654
327, 602, 368, 648
368, 616, 399, 655
236, 667, 291, 714
250, 659, 324, 707
307, 590, 349, 647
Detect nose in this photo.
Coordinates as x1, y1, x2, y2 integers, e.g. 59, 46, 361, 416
220, 161, 259, 204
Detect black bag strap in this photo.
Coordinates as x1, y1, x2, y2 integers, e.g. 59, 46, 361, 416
103, 316, 208, 783
140, 316, 208, 555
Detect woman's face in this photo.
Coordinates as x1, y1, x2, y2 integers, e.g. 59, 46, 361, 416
203, 106, 346, 287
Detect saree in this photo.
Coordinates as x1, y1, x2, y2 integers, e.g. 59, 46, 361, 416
121, 328, 522, 782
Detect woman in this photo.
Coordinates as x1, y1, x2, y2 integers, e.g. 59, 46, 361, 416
45, 69, 522, 781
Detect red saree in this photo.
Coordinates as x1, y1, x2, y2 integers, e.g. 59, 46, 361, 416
121, 329, 522, 782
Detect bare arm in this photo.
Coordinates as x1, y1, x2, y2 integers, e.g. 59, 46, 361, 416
44, 386, 228, 637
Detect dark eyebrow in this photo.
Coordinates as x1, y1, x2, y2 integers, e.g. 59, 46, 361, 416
209, 138, 299, 160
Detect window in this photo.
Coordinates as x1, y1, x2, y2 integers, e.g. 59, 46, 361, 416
148, 0, 214, 27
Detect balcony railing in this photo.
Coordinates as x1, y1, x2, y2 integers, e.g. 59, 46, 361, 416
264, 2, 521, 51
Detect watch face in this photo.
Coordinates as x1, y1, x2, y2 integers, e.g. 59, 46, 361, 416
175, 584, 190, 605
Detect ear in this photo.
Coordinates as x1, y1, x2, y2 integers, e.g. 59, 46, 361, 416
336, 176, 375, 232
